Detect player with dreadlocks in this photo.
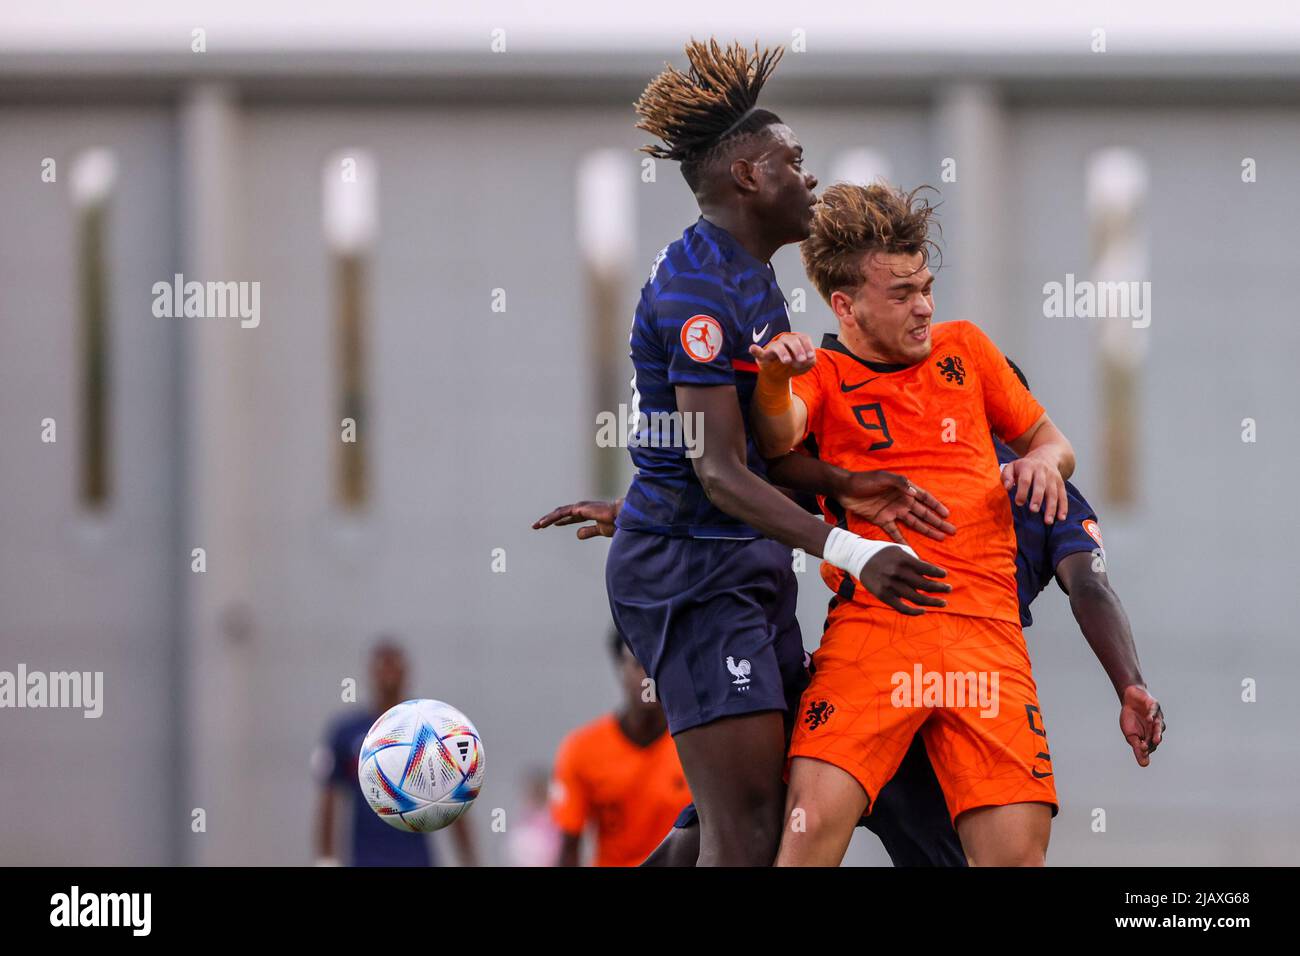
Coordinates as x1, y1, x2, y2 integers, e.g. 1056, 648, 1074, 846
572, 40, 954, 866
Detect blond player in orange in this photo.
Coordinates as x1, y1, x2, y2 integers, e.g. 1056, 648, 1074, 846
549, 630, 692, 866
749, 182, 1076, 866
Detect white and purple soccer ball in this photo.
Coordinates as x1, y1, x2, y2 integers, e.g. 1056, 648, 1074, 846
358, 699, 486, 832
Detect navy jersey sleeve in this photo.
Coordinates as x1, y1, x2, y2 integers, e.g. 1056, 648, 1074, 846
1046, 480, 1104, 577
656, 272, 737, 387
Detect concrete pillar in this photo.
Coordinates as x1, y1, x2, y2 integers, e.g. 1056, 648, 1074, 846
932, 82, 1015, 352
178, 82, 256, 864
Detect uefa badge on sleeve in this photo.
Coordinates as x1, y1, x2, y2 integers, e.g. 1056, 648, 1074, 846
680, 314, 724, 363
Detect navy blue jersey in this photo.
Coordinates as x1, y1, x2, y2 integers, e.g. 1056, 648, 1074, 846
617, 217, 791, 539
317, 710, 436, 867
995, 438, 1105, 627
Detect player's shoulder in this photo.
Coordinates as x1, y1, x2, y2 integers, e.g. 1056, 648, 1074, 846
805, 346, 847, 383
933, 321, 1008, 379
644, 270, 741, 341
647, 225, 734, 284
654, 265, 739, 304
810, 334, 856, 369
327, 708, 375, 745
793, 338, 861, 398
556, 713, 619, 755
933, 319, 980, 345
940, 320, 1008, 360
812, 337, 845, 360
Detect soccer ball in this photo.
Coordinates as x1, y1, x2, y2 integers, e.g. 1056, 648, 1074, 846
357, 699, 486, 832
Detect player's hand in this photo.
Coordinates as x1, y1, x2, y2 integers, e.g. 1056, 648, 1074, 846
1000, 450, 1068, 524
1119, 685, 1165, 767
836, 470, 956, 544
532, 499, 622, 540
747, 332, 817, 379
857, 548, 950, 616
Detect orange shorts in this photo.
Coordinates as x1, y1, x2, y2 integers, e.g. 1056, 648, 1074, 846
789, 602, 1058, 823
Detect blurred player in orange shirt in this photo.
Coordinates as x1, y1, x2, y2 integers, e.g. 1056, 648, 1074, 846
549, 630, 691, 866
750, 182, 1077, 866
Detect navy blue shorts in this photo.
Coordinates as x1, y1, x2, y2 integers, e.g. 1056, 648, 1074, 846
606, 529, 808, 736
861, 734, 967, 866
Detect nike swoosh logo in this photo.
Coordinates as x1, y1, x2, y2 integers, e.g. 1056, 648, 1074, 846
752, 323, 770, 343
841, 377, 879, 392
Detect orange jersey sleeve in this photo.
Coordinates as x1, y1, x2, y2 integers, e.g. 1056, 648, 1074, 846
790, 356, 830, 445
548, 729, 590, 836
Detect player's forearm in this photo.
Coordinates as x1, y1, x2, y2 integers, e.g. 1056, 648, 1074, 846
1022, 418, 1076, 480
749, 338, 813, 456
751, 406, 803, 458
750, 370, 805, 457
764, 452, 851, 499
1068, 576, 1145, 699
695, 454, 833, 557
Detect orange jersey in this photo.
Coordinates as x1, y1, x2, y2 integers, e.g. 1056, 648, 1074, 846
791, 321, 1044, 624
548, 714, 690, 867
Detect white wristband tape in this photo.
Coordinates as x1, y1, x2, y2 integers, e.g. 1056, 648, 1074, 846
823, 526, 915, 580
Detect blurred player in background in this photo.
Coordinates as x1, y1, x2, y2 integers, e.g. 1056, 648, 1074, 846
505, 767, 562, 866
313, 639, 478, 866
600, 39, 950, 867
550, 630, 691, 866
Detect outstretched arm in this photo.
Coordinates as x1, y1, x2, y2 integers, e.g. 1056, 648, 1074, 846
764, 452, 955, 544
1054, 551, 1165, 766
531, 460, 958, 545
532, 499, 622, 540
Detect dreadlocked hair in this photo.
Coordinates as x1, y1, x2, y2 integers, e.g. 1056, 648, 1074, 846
634, 39, 784, 191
